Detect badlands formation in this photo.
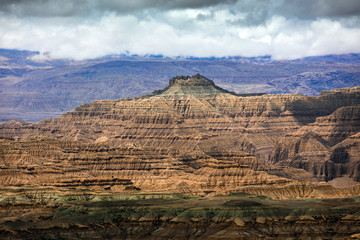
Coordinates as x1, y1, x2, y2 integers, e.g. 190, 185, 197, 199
1, 74, 360, 239
0, 74, 359, 197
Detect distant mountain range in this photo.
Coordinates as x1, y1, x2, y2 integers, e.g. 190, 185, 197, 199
0, 49, 359, 122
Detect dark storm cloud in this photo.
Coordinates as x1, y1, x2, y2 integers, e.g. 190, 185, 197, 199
99, 0, 237, 12
0, 0, 83, 17
228, 0, 360, 27
0, 0, 236, 17
2, 0, 359, 19
279, 0, 360, 19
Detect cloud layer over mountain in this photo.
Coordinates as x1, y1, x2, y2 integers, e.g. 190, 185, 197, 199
1, 0, 360, 60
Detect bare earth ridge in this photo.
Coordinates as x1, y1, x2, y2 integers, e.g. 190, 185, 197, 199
1, 74, 359, 195
1, 74, 360, 239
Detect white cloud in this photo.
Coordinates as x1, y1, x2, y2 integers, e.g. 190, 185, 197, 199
0, 3, 359, 60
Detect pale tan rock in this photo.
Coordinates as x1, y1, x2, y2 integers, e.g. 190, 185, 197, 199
233, 218, 245, 227
255, 217, 266, 224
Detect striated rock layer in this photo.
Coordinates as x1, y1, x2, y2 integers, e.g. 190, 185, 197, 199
270, 104, 360, 184
0, 74, 360, 196
0, 136, 302, 196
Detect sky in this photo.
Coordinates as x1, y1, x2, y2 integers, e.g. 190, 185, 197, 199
0, 0, 360, 60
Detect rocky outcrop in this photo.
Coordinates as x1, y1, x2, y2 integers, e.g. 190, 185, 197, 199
1, 73, 360, 240
270, 104, 360, 183
1, 77, 359, 160
154, 74, 233, 96
0, 136, 295, 195
0, 75, 359, 195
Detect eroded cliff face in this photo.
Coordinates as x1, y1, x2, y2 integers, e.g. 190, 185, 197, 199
0, 136, 299, 196
0, 74, 360, 196
270, 104, 360, 185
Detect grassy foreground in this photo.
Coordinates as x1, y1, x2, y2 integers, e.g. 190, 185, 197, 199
1, 187, 360, 239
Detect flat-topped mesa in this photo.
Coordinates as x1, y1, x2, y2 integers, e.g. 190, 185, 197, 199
168, 74, 215, 87
156, 74, 233, 96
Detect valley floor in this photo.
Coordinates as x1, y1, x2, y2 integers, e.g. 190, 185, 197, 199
1, 188, 360, 239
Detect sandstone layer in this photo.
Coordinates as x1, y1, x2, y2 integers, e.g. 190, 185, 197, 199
0, 74, 360, 196
270, 104, 360, 184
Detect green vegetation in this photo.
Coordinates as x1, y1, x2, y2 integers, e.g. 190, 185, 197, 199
1, 188, 360, 239
2, 188, 360, 220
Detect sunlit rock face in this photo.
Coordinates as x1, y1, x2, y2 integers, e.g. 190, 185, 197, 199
0, 75, 359, 196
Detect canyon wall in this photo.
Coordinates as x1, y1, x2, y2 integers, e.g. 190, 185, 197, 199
0, 75, 359, 196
